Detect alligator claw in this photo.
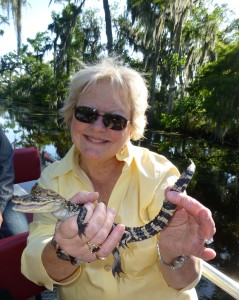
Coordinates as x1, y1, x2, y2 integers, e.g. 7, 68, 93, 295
76, 207, 88, 236
112, 247, 124, 278
77, 221, 88, 237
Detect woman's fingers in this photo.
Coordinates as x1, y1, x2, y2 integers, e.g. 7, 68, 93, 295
56, 202, 96, 239
167, 190, 216, 240
83, 203, 113, 239
70, 191, 99, 205
201, 247, 217, 261
162, 189, 216, 261
197, 209, 216, 241
86, 207, 117, 244
166, 190, 212, 220
94, 224, 125, 259
54, 200, 125, 261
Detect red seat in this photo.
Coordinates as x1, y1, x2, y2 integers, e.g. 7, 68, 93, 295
14, 147, 41, 184
0, 147, 46, 299
0, 232, 45, 300
14, 147, 41, 223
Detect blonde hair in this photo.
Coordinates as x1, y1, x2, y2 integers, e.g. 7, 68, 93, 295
61, 57, 149, 141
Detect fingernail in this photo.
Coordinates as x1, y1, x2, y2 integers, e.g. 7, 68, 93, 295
167, 191, 175, 198
108, 207, 116, 215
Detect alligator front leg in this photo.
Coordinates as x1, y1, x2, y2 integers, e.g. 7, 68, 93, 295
112, 247, 124, 278
76, 206, 88, 236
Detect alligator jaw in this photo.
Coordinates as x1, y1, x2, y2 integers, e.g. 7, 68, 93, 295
12, 202, 60, 213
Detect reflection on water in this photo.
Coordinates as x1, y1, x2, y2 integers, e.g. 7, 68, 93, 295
0, 100, 239, 299
0, 100, 71, 160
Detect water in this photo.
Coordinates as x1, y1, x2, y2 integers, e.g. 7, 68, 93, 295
0, 99, 238, 299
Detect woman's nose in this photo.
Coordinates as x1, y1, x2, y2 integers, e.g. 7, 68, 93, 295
91, 115, 106, 131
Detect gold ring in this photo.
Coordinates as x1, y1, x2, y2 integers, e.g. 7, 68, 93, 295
95, 253, 107, 261
87, 241, 101, 253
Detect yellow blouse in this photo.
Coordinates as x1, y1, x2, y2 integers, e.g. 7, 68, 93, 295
21, 142, 201, 300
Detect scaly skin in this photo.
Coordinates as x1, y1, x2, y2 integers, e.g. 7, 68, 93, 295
12, 159, 195, 277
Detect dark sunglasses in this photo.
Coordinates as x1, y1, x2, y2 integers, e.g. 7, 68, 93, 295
74, 106, 129, 131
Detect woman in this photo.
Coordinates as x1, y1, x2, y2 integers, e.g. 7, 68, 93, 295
21, 58, 216, 300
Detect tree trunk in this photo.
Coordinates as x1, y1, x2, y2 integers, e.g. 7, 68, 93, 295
148, 42, 161, 125
167, 1, 188, 113
16, 0, 22, 55
103, 0, 113, 55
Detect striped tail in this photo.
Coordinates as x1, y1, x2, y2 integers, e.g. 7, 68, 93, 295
119, 159, 196, 246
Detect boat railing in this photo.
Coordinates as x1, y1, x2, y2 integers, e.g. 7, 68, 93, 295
202, 260, 239, 299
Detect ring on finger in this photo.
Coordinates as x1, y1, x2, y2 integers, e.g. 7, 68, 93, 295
87, 241, 101, 253
205, 237, 214, 245
95, 253, 107, 261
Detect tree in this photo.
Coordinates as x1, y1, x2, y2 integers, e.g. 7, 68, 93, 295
120, 0, 198, 119
48, 2, 86, 105
117, 0, 225, 122
27, 32, 52, 62
0, 0, 28, 54
49, 1, 86, 75
102, 0, 113, 55
48, 3, 102, 100
0, 47, 55, 104
188, 43, 239, 143
50, 0, 114, 55
181, 4, 224, 88
0, 14, 8, 35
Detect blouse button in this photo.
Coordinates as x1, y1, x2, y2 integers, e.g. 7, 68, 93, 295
104, 265, 111, 272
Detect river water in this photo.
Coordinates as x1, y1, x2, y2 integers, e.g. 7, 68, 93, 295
0, 100, 238, 299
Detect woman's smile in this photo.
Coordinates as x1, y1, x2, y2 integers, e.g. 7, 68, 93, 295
84, 134, 109, 144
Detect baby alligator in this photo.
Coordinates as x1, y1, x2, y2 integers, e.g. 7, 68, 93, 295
12, 159, 195, 277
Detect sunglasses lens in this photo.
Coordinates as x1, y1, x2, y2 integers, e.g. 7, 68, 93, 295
75, 106, 97, 123
74, 106, 128, 131
103, 114, 128, 131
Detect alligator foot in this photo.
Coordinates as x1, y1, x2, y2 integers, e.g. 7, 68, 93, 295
119, 229, 132, 248
76, 207, 88, 236
112, 247, 125, 278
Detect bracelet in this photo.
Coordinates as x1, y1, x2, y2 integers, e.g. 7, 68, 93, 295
51, 238, 83, 266
157, 243, 187, 270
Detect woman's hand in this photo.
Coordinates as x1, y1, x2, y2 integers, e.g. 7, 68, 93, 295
159, 189, 216, 263
53, 191, 125, 263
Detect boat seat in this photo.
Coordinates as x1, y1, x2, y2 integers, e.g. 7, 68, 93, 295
14, 146, 41, 184
0, 147, 46, 299
0, 232, 45, 300
13, 146, 41, 222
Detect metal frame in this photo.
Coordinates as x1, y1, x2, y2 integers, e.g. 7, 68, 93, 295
202, 260, 239, 299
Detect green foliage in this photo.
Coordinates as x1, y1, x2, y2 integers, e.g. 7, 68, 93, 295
174, 96, 214, 135
0, 3, 103, 107
157, 113, 180, 131
0, 56, 54, 105
155, 95, 214, 137
188, 42, 239, 143
164, 53, 187, 71
1, 0, 239, 145
0, 14, 8, 36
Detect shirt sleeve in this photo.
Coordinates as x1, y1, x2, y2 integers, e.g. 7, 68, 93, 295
158, 258, 202, 293
0, 127, 14, 213
21, 203, 82, 290
21, 164, 82, 290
